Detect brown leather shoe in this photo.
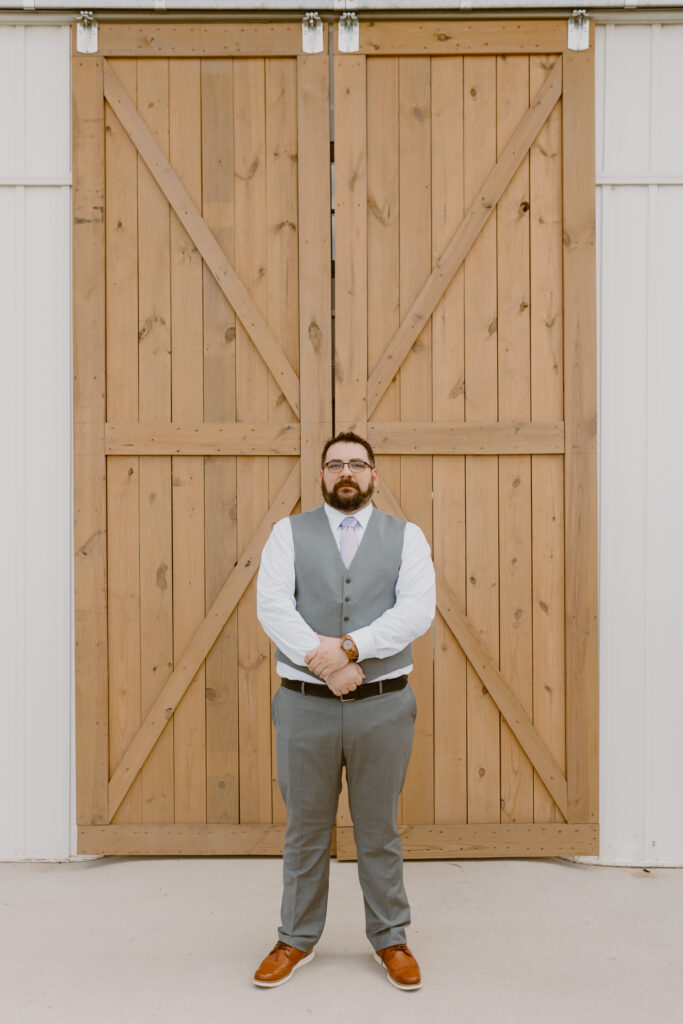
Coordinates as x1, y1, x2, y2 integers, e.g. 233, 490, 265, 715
374, 943, 422, 990
253, 940, 315, 987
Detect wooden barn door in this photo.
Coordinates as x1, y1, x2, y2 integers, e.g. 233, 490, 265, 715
73, 24, 331, 853
333, 21, 598, 857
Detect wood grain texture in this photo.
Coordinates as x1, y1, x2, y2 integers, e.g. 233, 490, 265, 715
105, 422, 300, 455
73, 54, 108, 826
367, 58, 562, 416
234, 58, 272, 827
374, 482, 568, 818
368, 421, 564, 454
169, 59, 206, 825
107, 465, 301, 820
398, 56, 434, 826
297, 53, 333, 510
333, 54, 367, 434
562, 47, 599, 825
336, 823, 597, 860
98, 22, 313, 58
103, 59, 300, 418
431, 55, 467, 826
347, 20, 567, 57
530, 55, 566, 823
105, 60, 141, 826
136, 58, 175, 826
496, 56, 534, 827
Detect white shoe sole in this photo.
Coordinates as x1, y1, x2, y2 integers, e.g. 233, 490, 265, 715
373, 951, 422, 990
252, 949, 315, 987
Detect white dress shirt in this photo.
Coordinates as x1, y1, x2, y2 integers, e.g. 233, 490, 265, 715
256, 502, 436, 685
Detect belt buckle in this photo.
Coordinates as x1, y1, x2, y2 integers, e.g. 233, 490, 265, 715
339, 691, 356, 702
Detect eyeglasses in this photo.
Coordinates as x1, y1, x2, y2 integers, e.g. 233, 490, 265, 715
323, 459, 374, 474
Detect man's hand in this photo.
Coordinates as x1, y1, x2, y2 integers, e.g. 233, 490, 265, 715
305, 635, 348, 678
325, 661, 364, 697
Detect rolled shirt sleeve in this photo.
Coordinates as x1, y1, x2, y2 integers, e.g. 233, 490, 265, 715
348, 521, 436, 661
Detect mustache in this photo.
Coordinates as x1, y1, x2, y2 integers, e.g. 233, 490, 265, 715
333, 479, 360, 490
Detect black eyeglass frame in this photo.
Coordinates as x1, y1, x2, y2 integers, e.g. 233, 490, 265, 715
323, 459, 375, 474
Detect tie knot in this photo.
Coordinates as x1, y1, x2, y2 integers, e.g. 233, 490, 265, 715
341, 516, 358, 529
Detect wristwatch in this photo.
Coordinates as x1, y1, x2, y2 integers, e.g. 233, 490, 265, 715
340, 635, 359, 662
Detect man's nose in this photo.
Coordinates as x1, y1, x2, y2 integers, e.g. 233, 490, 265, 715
339, 463, 353, 478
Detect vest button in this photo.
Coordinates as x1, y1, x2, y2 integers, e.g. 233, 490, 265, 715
343, 616, 349, 622
345, 578, 351, 584
344, 596, 350, 602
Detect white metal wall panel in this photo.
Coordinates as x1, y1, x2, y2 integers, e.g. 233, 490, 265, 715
0, 24, 72, 862
596, 23, 683, 866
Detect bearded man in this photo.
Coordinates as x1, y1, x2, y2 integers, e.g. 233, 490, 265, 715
253, 431, 435, 990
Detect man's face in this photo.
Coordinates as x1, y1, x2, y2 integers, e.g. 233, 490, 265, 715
320, 441, 379, 512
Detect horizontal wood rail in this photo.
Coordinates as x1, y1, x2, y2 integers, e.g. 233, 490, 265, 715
105, 422, 300, 456
345, 20, 569, 56
369, 421, 564, 455
78, 822, 598, 858
95, 23, 318, 58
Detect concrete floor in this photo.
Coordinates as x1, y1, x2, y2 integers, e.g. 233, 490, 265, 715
2, 856, 682, 1024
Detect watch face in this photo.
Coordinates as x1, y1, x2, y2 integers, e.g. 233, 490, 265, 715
342, 638, 353, 651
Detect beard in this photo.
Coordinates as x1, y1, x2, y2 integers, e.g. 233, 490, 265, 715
322, 475, 375, 512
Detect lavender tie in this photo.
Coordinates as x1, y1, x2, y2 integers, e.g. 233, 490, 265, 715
339, 516, 360, 568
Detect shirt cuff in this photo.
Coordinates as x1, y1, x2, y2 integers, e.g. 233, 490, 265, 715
348, 626, 376, 662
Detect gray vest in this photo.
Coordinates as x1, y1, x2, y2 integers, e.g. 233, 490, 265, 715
275, 504, 413, 683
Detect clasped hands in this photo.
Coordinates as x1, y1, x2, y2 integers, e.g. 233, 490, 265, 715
304, 634, 364, 696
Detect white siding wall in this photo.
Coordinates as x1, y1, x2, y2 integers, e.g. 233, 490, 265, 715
596, 23, 683, 866
0, 17, 681, 865
0, 24, 73, 861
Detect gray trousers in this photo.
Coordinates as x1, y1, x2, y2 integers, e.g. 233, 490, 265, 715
271, 680, 417, 953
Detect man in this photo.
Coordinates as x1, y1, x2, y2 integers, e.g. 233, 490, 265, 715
253, 431, 435, 990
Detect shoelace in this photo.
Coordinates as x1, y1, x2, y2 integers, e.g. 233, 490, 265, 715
383, 943, 411, 958
269, 941, 293, 957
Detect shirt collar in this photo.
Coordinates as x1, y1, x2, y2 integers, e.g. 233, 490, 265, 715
323, 501, 374, 532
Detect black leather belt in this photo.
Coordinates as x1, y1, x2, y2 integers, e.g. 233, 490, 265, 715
281, 675, 408, 702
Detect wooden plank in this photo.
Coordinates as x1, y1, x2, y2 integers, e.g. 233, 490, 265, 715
266, 56, 301, 827
333, 54, 367, 434
349, 20, 567, 57
234, 58, 272, 827
80, 821, 596, 858
79, 824, 287, 855
398, 56, 434, 827
104, 60, 141, 825
98, 22, 314, 58
374, 480, 568, 820
137, 57, 175, 825
464, 56, 500, 825
367, 58, 562, 417
169, 59, 206, 824
368, 421, 564, 454
530, 56, 566, 823
102, 59, 301, 418
73, 54, 108, 827
496, 56, 534, 827
431, 54, 467, 826
105, 421, 300, 455
201, 57, 239, 827
366, 55, 404, 821
337, 823, 598, 860
297, 52, 333, 509
107, 465, 301, 821
562, 47, 599, 824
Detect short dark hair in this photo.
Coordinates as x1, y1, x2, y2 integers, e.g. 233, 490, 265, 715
321, 431, 375, 468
